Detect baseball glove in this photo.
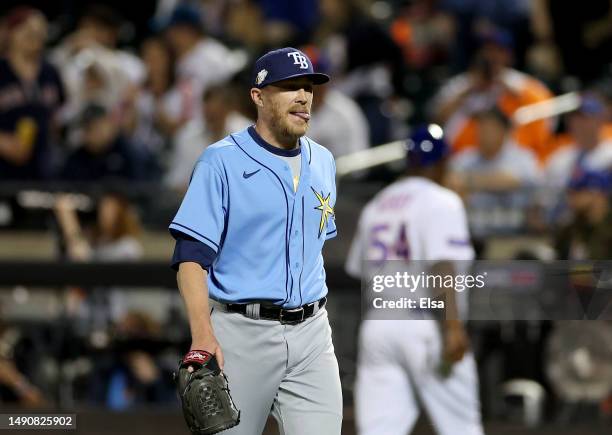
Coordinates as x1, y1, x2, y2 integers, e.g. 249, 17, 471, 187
175, 350, 240, 435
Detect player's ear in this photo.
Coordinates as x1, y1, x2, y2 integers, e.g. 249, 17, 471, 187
250, 88, 264, 108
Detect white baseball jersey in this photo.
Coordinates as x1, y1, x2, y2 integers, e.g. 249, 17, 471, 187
346, 176, 474, 278
346, 176, 484, 435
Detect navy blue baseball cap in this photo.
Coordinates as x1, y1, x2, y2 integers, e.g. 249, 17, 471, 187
252, 47, 330, 88
406, 124, 450, 167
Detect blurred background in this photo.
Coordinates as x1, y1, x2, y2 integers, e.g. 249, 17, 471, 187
0, 0, 611, 433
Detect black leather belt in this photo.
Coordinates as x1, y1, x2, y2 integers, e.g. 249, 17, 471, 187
225, 297, 326, 324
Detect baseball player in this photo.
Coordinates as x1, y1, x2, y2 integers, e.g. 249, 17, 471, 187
170, 47, 342, 434
345, 125, 484, 435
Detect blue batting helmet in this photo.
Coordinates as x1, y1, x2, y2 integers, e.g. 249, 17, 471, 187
406, 124, 450, 167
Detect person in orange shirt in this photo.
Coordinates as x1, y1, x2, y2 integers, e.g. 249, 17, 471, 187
431, 28, 554, 163
389, 0, 455, 71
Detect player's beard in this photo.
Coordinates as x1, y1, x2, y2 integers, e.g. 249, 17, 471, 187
268, 100, 309, 147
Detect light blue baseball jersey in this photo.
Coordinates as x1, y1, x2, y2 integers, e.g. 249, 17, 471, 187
169, 126, 337, 308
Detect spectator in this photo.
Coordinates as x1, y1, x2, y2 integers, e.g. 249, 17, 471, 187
224, 0, 267, 50
105, 311, 175, 409
51, 4, 145, 88
61, 47, 138, 138
526, 0, 564, 88
54, 191, 143, 262
161, 4, 246, 119
54, 193, 143, 338
544, 85, 612, 162
124, 37, 191, 156
61, 104, 152, 181
0, 322, 46, 407
308, 81, 370, 158
441, 0, 532, 71
165, 85, 251, 192
0, 357, 46, 407
0, 7, 65, 180
53, 194, 174, 407
449, 108, 541, 235
316, 0, 405, 95
315, 0, 408, 144
50, 4, 145, 132
387, 1, 458, 124
451, 109, 541, 191
53, 190, 144, 331
390, 0, 456, 71
534, 0, 612, 84
255, 0, 319, 45
198, 0, 235, 39
305, 48, 370, 159
554, 170, 612, 260
545, 95, 612, 197
431, 28, 554, 162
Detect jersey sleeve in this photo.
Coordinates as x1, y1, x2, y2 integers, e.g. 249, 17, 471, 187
418, 195, 474, 261
169, 161, 227, 256
171, 234, 217, 271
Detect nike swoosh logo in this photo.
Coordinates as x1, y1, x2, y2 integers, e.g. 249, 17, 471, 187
243, 169, 260, 179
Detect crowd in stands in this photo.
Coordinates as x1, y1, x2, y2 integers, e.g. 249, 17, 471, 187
0, 1, 611, 232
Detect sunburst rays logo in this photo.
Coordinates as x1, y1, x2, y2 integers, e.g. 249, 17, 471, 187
311, 187, 334, 238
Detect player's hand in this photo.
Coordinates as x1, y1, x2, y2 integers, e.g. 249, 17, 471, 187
442, 321, 469, 364
190, 333, 224, 371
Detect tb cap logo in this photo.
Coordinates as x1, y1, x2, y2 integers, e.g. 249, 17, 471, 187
288, 51, 309, 69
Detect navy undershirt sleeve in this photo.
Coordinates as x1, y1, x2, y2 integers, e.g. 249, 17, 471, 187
170, 231, 217, 271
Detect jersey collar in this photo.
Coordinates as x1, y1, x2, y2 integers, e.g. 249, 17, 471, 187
230, 127, 312, 196
248, 126, 301, 157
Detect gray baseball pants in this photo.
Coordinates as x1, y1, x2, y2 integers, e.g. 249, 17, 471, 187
209, 299, 343, 435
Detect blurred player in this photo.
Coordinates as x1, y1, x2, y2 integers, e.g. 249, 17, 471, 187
346, 125, 484, 435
